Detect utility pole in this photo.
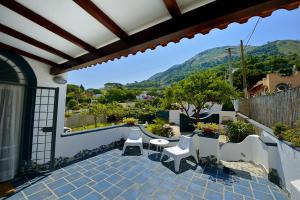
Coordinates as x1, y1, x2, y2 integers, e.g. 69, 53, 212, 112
227, 48, 233, 86
240, 40, 247, 98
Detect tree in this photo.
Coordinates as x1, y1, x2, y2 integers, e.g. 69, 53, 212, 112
88, 104, 107, 128
67, 99, 78, 110
164, 70, 237, 123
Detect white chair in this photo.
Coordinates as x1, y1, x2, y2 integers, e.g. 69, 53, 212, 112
160, 135, 198, 172
122, 129, 143, 155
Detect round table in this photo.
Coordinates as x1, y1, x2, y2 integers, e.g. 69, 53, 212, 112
149, 139, 169, 157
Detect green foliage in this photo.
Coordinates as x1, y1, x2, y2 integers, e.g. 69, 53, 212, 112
104, 87, 138, 102
88, 103, 108, 128
226, 121, 255, 143
272, 122, 288, 137
106, 102, 126, 121
165, 70, 237, 123
72, 122, 122, 132
196, 122, 219, 133
122, 117, 138, 126
146, 118, 174, 138
283, 127, 300, 148
67, 99, 78, 110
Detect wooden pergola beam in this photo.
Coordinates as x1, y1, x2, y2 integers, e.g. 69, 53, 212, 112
0, 42, 58, 67
73, 0, 128, 40
1, 0, 98, 53
163, 0, 181, 18
0, 24, 78, 63
50, 0, 300, 75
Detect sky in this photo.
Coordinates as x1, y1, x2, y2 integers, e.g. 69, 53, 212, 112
68, 8, 300, 89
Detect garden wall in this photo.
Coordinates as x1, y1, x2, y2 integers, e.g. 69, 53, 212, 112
56, 125, 178, 158
65, 113, 106, 128
239, 87, 300, 128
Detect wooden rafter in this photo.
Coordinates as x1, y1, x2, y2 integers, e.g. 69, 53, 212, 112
1, 0, 98, 53
163, 0, 181, 18
0, 42, 58, 67
0, 24, 78, 64
50, 0, 300, 75
73, 0, 128, 40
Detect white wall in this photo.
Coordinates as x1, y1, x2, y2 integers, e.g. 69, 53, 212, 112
220, 135, 269, 172
169, 110, 180, 125
56, 126, 130, 157
22, 57, 67, 162
261, 131, 300, 193
237, 113, 300, 195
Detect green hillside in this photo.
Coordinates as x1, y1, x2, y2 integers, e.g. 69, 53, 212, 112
142, 40, 300, 86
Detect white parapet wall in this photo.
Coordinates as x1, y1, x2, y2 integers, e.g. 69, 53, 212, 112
169, 110, 181, 125
237, 113, 300, 196
220, 135, 269, 172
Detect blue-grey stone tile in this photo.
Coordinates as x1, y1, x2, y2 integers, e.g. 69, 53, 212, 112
153, 190, 171, 200
91, 172, 108, 182
173, 189, 192, 200
224, 191, 243, 200
117, 178, 135, 190
234, 185, 253, 197
91, 180, 111, 193
27, 189, 54, 200
253, 190, 274, 200
81, 192, 104, 200
105, 174, 123, 184
139, 182, 157, 194
121, 187, 141, 200
53, 183, 76, 197
251, 182, 270, 193
83, 168, 99, 177
272, 191, 289, 200
207, 181, 224, 193
236, 179, 250, 188
65, 172, 82, 182
102, 186, 122, 199
204, 189, 223, 200
23, 182, 45, 196
103, 167, 119, 175
191, 177, 207, 187
47, 178, 68, 190
51, 170, 70, 180
71, 185, 92, 199
58, 194, 75, 200
5, 192, 26, 200
132, 174, 149, 184
71, 177, 92, 188
187, 183, 205, 196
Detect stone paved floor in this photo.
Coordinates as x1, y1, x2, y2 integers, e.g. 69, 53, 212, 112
4, 148, 289, 200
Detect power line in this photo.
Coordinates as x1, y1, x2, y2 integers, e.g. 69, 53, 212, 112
245, 17, 261, 47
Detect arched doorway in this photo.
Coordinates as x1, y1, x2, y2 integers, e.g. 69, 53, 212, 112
0, 50, 37, 181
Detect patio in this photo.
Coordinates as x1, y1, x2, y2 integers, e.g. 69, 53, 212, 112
5, 148, 288, 200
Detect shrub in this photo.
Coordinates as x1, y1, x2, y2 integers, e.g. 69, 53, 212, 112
283, 127, 300, 148
226, 120, 255, 143
146, 118, 174, 138
196, 122, 219, 134
272, 122, 288, 139
67, 99, 78, 110
122, 117, 138, 126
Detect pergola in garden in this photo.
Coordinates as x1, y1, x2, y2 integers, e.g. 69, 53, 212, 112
1, 0, 300, 75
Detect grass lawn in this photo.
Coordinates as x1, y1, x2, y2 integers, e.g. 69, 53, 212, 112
71, 122, 123, 132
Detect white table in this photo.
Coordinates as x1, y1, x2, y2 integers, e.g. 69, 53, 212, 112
149, 139, 169, 157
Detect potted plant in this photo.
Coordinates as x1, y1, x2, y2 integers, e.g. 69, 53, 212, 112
122, 117, 138, 126
272, 122, 288, 140
196, 122, 219, 135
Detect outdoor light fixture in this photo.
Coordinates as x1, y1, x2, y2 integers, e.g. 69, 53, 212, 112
53, 76, 67, 84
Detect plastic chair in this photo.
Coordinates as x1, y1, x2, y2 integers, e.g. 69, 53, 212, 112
160, 135, 198, 172
122, 129, 143, 155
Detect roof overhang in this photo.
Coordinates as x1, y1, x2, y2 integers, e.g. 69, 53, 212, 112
1, 0, 299, 75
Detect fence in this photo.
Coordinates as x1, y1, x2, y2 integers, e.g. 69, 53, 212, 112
239, 87, 300, 128
65, 113, 106, 128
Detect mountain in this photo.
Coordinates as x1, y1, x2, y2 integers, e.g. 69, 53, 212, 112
144, 40, 300, 86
